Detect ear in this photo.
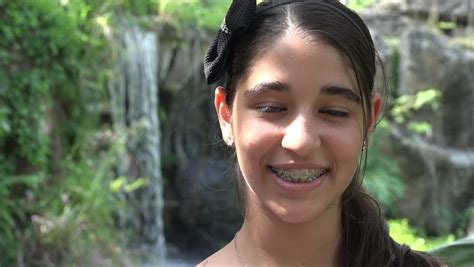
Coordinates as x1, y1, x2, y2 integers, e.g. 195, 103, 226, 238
367, 92, 383, 139
215, 86, 233, 146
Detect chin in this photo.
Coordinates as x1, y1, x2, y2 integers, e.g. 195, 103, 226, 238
267, 202, 324, 225
279, 214, 315, 224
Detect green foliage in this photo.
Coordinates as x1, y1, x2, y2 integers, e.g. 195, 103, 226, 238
98, 0, 160, 17
439, 21, 456, 31
391, 88, 441, 134
392, 88, 441, 123
0, 173, 42, 261
158, 0, 231, 29
389, 219, 455, 251
0, 0, 108, 171
86, 0, 231, 30
364, 125, 405, 212
21, 142, 129, 266
110, 176, 149, 193
0, 0, 126, 265
0, 146, 132, 265
346, 0, 376, 11
407, 121, 432, 134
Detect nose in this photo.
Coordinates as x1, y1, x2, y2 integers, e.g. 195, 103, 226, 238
281, 113, 321, 157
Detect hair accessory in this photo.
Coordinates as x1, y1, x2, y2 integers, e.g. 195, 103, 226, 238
204, 0, 367, 85
204, 0, 256, 84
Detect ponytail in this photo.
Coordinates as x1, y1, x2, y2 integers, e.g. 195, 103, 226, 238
341, 185, 444, 266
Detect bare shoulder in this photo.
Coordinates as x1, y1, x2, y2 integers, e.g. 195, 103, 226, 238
196, 242, 237, 267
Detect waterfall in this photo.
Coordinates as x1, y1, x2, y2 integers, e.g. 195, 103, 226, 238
108, 24, 165, 263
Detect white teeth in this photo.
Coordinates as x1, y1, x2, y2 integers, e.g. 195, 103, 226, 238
271, 167, 328, 183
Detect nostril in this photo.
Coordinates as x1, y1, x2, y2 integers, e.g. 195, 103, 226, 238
281, 131, 320, 155
281, 116, 321, 156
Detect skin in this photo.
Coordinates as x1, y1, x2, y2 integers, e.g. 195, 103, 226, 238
199, 30, 382, 267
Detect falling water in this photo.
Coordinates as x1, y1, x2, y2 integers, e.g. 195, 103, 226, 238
108, 24, 165, 264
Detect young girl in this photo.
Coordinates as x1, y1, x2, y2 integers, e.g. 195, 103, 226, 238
200, 0, 444, 266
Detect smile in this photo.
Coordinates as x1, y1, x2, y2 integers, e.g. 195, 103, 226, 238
270, 167, 329, 183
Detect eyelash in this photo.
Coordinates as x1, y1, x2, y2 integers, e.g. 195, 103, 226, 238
256, 105, 349, 118
319, 109, 349, 118
255, 106, 286, 113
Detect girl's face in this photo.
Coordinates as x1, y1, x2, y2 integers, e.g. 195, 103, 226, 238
216, 32, 381, 224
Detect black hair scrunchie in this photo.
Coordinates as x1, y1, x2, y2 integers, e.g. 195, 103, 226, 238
203, 0, 256, 84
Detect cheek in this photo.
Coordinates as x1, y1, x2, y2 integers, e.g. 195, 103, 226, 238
233, 115, 280, 167
237, 123, 276, 157
327, 124, 363, 169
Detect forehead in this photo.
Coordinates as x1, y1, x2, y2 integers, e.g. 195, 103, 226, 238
236, 32, 358, 94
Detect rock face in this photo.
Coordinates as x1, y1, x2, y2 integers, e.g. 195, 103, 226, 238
362, 0, 473, 23
391, 28, 474, 234
361, 0, 473, 38
400, 29, 474, 147
400, 0, 473, 22
157, 25, 242, 260
361, 2, 422, 37
362, 0, 474, 235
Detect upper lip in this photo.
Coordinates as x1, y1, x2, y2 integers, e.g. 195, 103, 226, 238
270, 163, 329, 170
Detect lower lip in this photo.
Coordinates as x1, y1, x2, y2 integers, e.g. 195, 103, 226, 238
270, 167, 327, 192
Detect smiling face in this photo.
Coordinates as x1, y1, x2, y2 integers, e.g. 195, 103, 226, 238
216, 32, 381, 224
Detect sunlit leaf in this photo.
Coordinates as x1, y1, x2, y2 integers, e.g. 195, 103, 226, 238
124, 177, 149, 192
408, 121, 432, 135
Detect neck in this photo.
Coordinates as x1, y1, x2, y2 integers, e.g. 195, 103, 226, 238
237, 198, 342, 267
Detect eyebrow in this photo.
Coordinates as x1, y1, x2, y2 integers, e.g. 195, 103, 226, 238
321, 85, 361, 104
243, 81, 289, 97
243, 81, 361, 104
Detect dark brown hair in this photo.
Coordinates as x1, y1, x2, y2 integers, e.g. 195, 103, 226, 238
222, 1, 444, 266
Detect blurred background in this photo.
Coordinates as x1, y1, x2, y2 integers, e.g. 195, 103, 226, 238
0, 0, 473, 266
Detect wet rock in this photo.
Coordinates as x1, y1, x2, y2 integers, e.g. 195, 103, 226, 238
400, 0, 474, 23
362, 0, 473, 29
391, 28, 474, 234
157, 25, 242, 259
399, 28, 474, 148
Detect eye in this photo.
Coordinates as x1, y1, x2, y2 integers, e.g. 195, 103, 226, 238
255, 105, 286, 113
319, 109, 349, 118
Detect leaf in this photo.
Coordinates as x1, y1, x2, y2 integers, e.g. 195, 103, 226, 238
408, 121, 432, 135
124, 177, 148, 192
109, 177, 125, 193
414, 89, 441, 110
431, 237, 474, 266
